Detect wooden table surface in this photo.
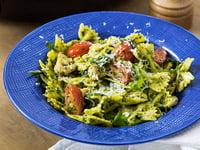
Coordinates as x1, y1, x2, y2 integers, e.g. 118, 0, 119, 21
0, 0, 200, 149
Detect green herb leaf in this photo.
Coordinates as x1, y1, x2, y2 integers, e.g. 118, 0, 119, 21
112, 111, 129, 127
134, 65, 144, 90
45, 42, 54, 49
125, 66, 144, 90
91, 55, 112, 66
126, 82, 137, 89
45, 42, 59, 52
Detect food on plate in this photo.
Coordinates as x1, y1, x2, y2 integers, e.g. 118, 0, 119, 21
31, 23, 194, 127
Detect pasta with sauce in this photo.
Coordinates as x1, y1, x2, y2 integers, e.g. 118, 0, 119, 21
31, 23, 194, 127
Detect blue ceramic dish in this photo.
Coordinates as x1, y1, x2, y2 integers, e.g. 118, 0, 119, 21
4, 11, 200, 145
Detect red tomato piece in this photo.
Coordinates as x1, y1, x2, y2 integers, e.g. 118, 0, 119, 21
153, 48, 167, 65
112, 42, 134, 62
110, 62, 130, 84
67, 42, 91, 58
65, 84, 84, 115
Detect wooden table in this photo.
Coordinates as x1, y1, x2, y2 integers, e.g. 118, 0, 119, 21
0, 0, 200, 149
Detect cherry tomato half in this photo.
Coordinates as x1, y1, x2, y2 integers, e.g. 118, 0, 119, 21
112, 42, 134, 62
65, 84, 84, 115
67, 42, 91, 58
153, 48, 167, 65
110, 62, 130, 84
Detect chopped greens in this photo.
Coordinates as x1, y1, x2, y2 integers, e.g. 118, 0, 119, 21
91, 55, 112, 66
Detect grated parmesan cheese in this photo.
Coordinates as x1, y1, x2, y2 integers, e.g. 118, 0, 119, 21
145, 22, 151, 27
133, 29, 141, 33
39, 35, 44, 39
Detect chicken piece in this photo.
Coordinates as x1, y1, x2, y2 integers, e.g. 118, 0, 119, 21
54, 53, 76, 75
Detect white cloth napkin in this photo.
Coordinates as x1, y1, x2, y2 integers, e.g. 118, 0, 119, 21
49, 120, 200, 150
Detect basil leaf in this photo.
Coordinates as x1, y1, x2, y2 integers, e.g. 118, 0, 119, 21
112, 111, 129, 127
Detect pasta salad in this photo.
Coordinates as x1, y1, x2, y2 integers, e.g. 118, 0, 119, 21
31, 23, 194, 127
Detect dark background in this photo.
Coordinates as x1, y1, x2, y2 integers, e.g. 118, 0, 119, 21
0, 0, 141, 21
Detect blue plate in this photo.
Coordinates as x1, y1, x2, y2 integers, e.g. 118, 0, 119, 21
4, 11, 200, 145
